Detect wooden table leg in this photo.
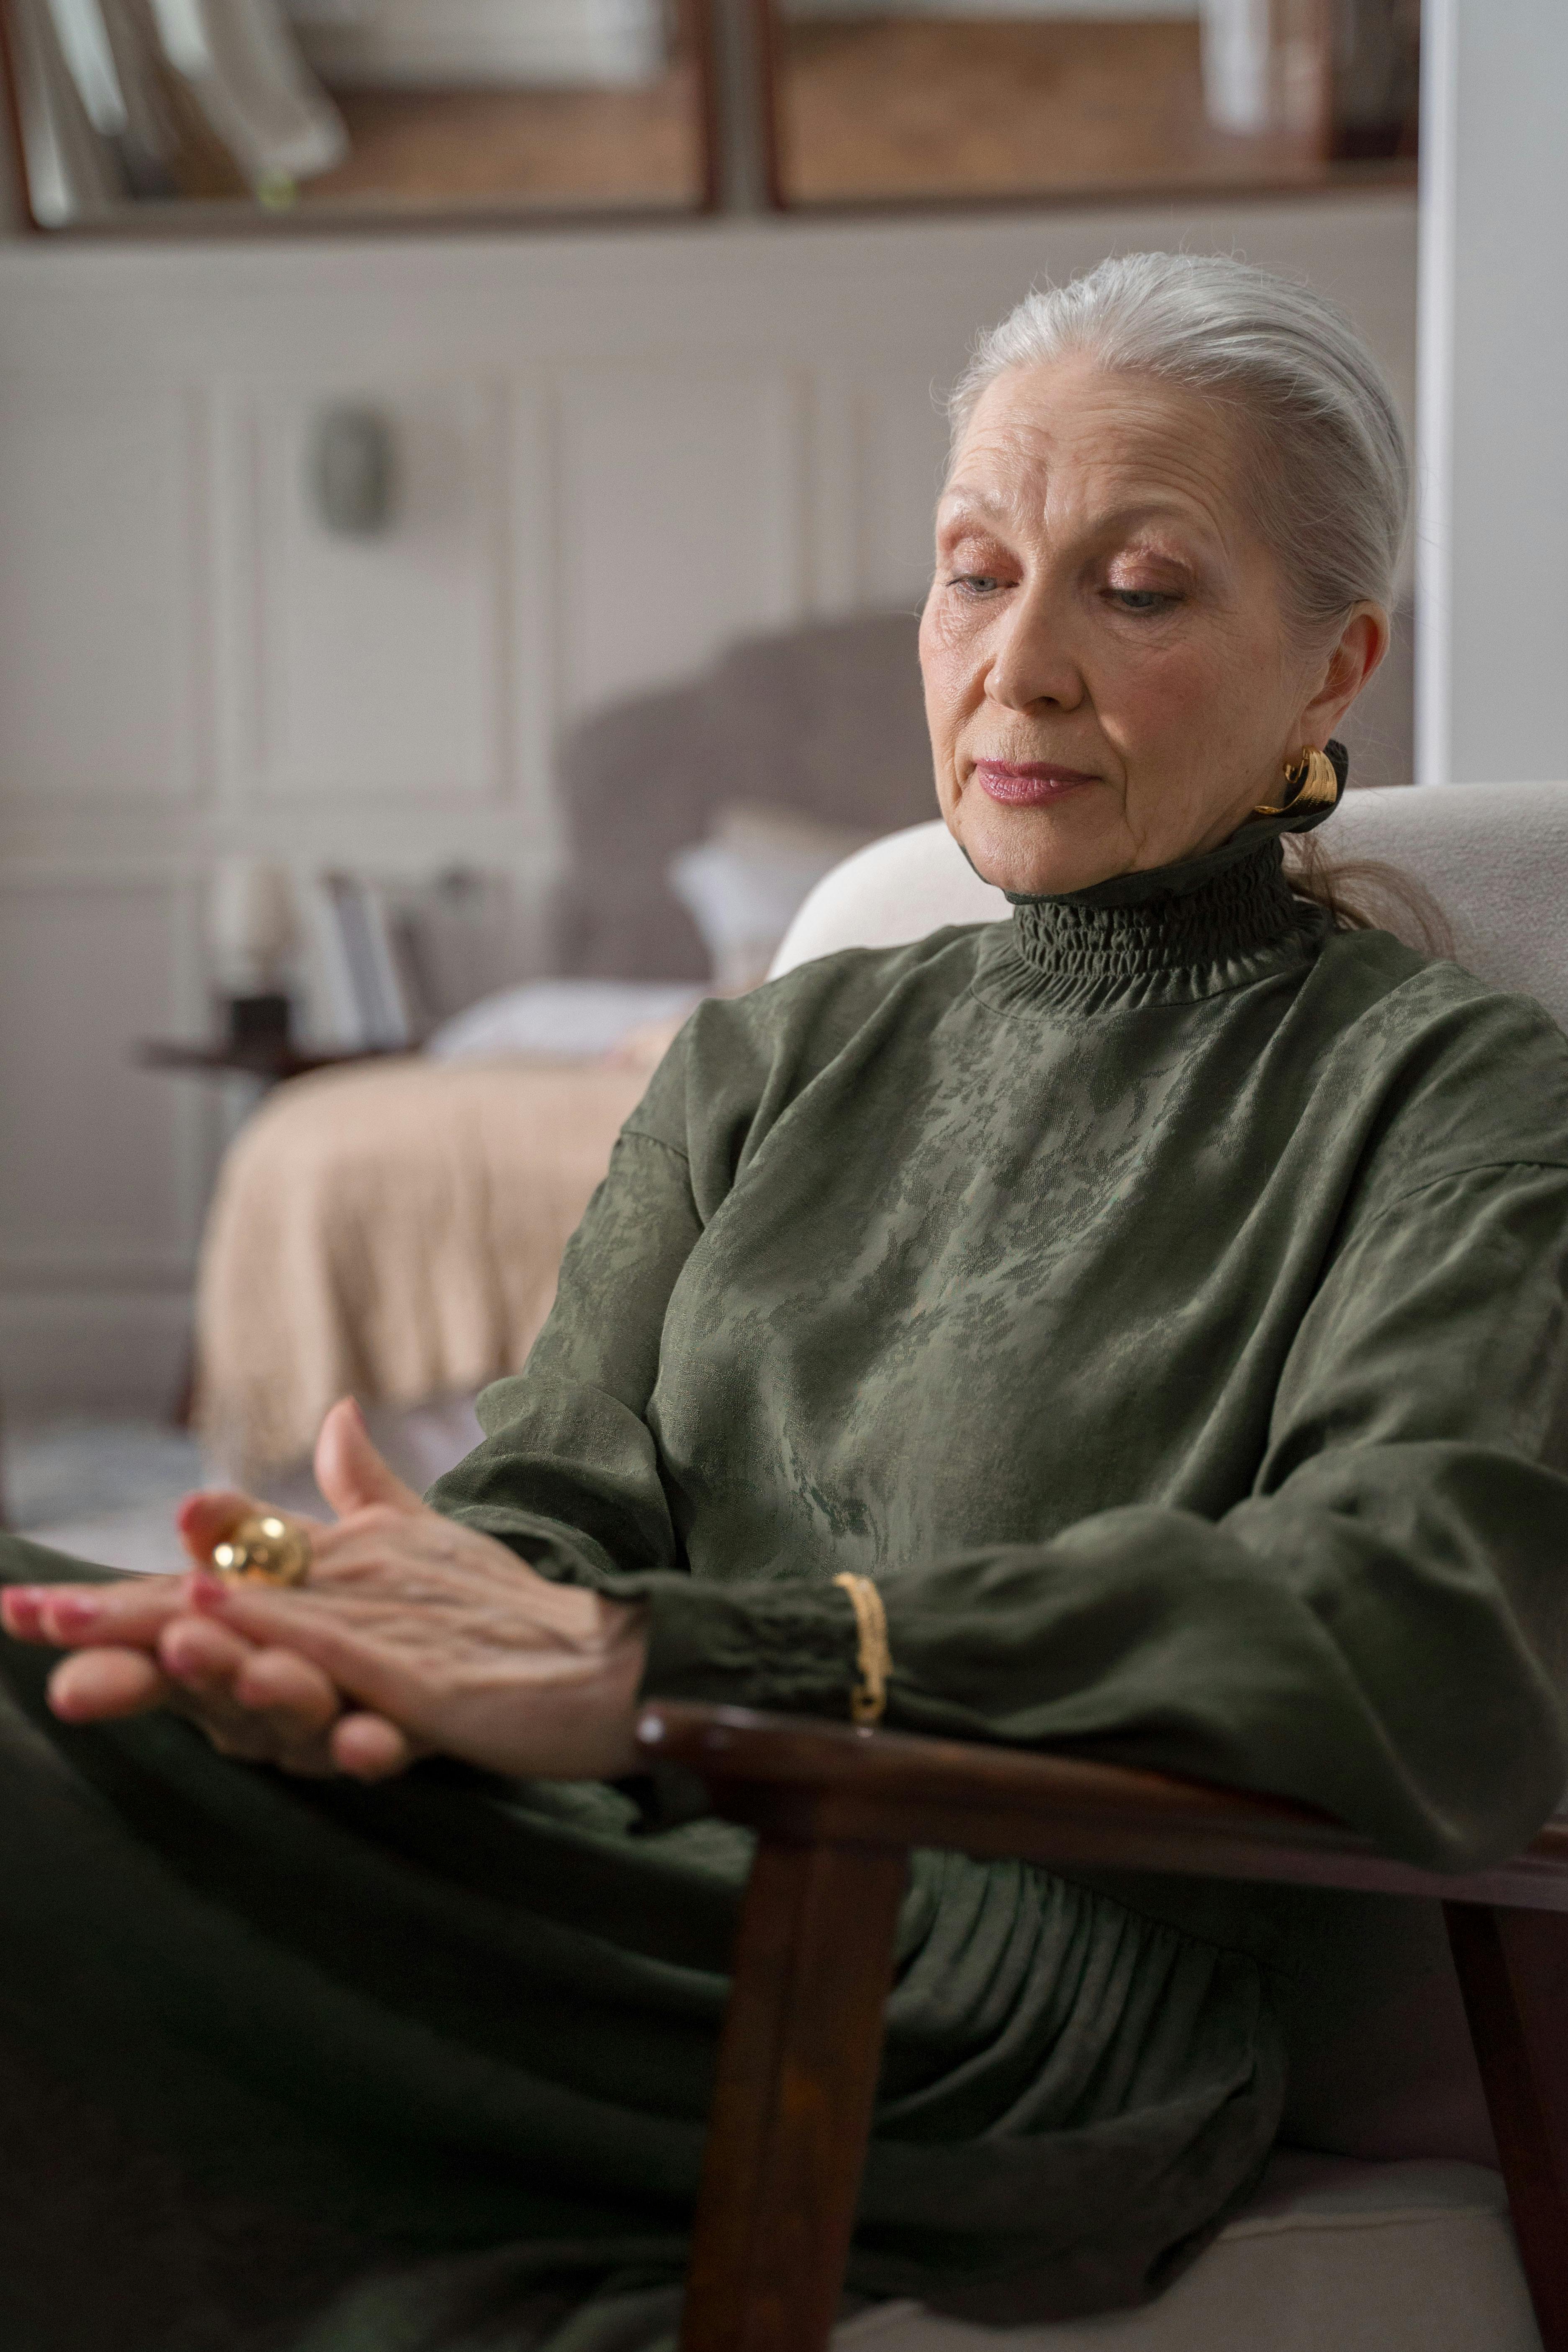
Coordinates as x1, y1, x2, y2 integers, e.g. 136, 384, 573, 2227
680, 1829, 908, 2352
1446, 1902, 1568, 2350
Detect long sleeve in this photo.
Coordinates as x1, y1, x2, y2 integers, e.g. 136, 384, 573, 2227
428, 1118, 867, 1703
429, 1129, 701, 1585
431, 911, 1568, 1880
642, 1154, 1568, 1872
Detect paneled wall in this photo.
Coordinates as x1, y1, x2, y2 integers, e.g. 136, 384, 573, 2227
0, 194, 1416, 1416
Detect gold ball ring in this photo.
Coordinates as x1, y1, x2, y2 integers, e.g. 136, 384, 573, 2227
210, 1513, 313, 1588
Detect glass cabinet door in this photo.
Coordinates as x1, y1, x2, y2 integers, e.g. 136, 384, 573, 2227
760, 0, 1418, 211
2, 0, 713, 228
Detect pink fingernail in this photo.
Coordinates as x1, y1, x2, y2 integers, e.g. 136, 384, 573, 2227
189, 1570, 228, 1609
49, 1594, 101, 1635
2, 1589, 41, 1635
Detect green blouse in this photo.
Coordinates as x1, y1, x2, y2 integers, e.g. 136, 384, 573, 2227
6, 803, 1568, 2347
435, 819, 1568, 1875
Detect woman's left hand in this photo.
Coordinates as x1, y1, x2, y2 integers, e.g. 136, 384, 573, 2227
3, 1400, 649, 1785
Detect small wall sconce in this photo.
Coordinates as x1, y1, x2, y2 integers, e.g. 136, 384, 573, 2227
309, 404, 398, 537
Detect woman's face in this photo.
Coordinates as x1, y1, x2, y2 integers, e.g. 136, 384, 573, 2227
919, 356, 1386, 897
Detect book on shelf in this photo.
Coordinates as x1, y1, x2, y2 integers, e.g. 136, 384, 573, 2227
308, 871, 426, 1052
10, 0, 345, 224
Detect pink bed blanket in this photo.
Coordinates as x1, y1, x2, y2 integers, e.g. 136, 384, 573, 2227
195, 1055, 648, 1476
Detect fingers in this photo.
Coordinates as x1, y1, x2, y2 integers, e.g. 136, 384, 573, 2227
176, 1487, 261, 1563
184, 1567, 428, 1778
160, 1618, 339, 1734
5, 1573, 192, 1652
0, 1586, 44, 1641
42, 1624, 342, 1775
161, 1610, 415, 1783
314, 1396, 425, 1524
231, 1644, 342, 1731
187, 1570, 400, 1716
175, 1487, 330, 1567
330, 1711, 420, 1782
158, 1616, 343, 1770
171, 1399, 422, 1593
27, 1600, 405, 1786
47, 1645, 173, 1723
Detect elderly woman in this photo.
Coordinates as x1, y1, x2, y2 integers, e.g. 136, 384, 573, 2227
4, 251, 1568, 2351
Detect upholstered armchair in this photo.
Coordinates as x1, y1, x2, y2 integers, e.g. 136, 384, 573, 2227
642, 781, 1568, 2352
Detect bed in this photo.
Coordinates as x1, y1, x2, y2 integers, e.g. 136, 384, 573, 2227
195, 611, 937, 1480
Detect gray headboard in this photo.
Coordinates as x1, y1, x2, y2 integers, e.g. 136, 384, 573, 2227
552, 611, 934, 979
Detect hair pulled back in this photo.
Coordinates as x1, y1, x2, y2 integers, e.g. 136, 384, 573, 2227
949, 251, 1410, 641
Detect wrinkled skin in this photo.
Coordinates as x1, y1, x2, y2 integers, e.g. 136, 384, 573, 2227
922, 354, 1386, 896
5, 356, 1388, 1781
2, 1398, 646, 1783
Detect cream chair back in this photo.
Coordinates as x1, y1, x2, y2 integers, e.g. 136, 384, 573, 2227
772, 783, 1568, 1034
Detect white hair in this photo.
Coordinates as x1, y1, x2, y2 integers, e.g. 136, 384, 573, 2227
948, 251, 1410, 638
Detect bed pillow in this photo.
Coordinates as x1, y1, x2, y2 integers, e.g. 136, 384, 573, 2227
668, 804, 872, 990
424, 979, 702, 1063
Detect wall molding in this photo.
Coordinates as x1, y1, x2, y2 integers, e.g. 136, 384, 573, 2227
213, 375, 515, 806
0, 376, 210, 804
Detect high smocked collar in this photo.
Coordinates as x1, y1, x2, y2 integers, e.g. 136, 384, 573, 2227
973, 742, 1347, 1017
1005, 833, 1310, 987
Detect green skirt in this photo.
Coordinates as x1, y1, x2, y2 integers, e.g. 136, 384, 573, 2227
0, 1531, 1284, 2352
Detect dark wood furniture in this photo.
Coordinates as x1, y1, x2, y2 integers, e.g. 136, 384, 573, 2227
136, 1040, 398, 1087
636, 1701, 1568, 2352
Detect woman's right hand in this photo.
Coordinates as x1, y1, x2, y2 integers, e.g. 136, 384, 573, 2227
1, 1406, 422, 1780
5, 1395, 647, 1785
3, 1566, 367, 1775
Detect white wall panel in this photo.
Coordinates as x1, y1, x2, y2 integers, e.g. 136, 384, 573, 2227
216, 380, 508, 802
505, 386, 561, 846
0, 1290, 196, 1422
0, 874, 205, 1293
557, 368, 806, 714
0, 383, 201, 800
849, 374, 951, 608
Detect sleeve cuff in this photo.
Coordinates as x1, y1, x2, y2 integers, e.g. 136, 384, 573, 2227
639, 1575, 862, 1720
439, 1502, 621, 1589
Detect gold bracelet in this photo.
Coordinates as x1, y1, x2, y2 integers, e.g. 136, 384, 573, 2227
833, 1572, 891, 1727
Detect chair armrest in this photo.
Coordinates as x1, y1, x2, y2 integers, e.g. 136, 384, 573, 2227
636, 1700, 1568, 1913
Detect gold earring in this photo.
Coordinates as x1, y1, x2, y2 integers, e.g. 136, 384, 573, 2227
1255, 746, 1337, 818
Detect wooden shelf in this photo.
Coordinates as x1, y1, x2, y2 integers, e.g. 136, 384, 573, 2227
136, 1041, 401, 1085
